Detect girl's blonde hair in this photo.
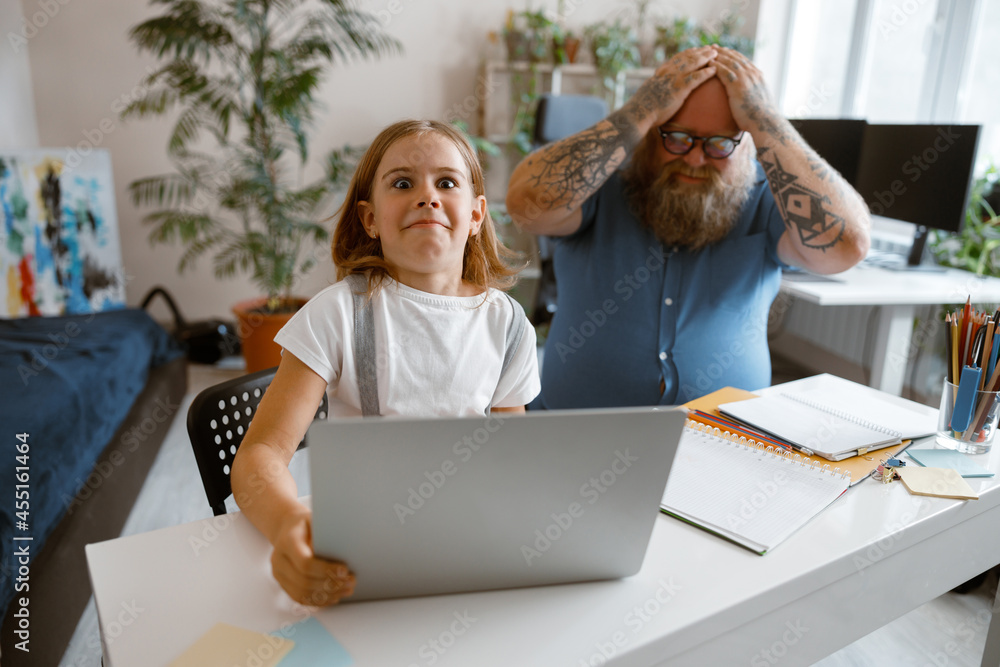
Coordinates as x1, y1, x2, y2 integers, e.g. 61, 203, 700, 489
332, 119, 520, 294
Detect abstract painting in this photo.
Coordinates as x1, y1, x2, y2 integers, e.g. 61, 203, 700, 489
1, 148, 125, 316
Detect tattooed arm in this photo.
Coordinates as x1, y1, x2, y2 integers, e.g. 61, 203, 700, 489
712, 48, 870, 274
506, 46, 719, 236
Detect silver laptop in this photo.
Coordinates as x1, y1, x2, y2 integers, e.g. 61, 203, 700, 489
307, 407, 686, 602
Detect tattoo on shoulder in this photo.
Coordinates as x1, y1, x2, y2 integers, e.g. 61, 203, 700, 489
758, 151, 845, 251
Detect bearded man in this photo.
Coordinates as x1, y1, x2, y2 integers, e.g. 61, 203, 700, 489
506, 45, 871, 408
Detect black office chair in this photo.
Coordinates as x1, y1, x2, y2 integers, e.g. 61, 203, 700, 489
187, 366, 328, 515
529, 94, 610, 327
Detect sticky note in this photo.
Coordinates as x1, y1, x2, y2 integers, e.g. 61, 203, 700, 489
906, 449, 994, 477
270, 616, 353, 666
896, 466, 979, 500
168, 622, 293, 667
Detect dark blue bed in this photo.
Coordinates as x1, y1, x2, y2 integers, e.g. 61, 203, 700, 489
0, 308, 183, 627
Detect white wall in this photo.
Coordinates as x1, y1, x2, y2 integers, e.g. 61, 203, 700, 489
0, 1, 40, 148
12, 0, 759, 320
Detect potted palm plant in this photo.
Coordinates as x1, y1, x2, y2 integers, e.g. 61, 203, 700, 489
124, 0, 399, 371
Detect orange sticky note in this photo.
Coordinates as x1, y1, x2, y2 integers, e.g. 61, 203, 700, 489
168, 622, 294, 667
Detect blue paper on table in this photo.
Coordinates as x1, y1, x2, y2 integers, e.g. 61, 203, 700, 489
906, 449, 994, 477
270, 617, 353, 666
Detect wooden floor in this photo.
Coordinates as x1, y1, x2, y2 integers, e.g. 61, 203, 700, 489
60, 361, 997, 666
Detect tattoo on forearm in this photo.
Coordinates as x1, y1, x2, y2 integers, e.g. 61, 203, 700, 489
608, 112, 643, 148
525, 118, 638, 211
624, 75, 677, 125
758, 147, 845, 251
806, 152, 833, 182
741, 86, 789, 145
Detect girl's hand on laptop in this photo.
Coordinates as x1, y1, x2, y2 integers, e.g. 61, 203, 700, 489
270, 508, 356, 606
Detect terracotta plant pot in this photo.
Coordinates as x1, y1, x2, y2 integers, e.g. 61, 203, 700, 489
232, 296, 308, 373
563, 36, 581, 64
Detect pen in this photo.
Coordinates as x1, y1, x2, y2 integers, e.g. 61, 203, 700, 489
685, 409, 792, 451
971, 324, 986, 368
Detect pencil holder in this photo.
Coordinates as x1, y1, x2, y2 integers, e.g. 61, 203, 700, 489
937, 379, 999, 455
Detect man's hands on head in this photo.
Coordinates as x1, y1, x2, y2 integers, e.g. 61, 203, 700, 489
270, 507, 356, 606
711, 46, 788, 142
507, 45, 755, 238
697, 48, 871, 273
631, 45, 790, 145
620, 45, 719, 135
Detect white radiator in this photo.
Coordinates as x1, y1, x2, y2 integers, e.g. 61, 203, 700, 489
771, 224, 946, 402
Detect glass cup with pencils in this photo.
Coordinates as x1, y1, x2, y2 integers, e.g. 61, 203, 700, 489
939, 299, 1000, 455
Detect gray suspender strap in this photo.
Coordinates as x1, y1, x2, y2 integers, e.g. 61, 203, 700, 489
487, 293, 528, 414
500, 293, 527, 382
349, 275, 525, 417
347, 274, 381, 417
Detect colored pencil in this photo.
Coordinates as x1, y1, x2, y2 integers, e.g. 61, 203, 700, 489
960, 297, 972, 364
951, 315, 960, 387
982, 319, 995, 389
945, 313, 953, 384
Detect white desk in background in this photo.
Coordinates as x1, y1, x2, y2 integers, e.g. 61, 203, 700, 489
780, 263, 1000, 396
87, 438, 1000, 666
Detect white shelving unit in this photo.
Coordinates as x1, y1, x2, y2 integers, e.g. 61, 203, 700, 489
479, 60, 656, 146
477, 60, 655, 309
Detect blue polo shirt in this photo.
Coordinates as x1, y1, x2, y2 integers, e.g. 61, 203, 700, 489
532, 164, 786, 409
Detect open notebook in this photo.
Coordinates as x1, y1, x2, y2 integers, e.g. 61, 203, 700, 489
717, 374, 938, 461
661, 422, 850, 555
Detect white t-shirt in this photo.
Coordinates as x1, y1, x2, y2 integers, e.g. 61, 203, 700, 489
274, 278, 541, 418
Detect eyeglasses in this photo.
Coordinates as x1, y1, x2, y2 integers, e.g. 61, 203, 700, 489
657, 127, 743, 159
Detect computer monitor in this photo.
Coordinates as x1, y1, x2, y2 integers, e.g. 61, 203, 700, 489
788, 118, 867, 185
853, 123, 981, 267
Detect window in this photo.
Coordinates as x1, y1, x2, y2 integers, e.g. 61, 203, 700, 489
959, 0, 1000, 169
781, 1, 857, 118
860, 0, 939, 123
767, 0, 995, 169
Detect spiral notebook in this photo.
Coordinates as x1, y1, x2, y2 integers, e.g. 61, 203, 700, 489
661, 422, 851, 554
718, 390, 905, 461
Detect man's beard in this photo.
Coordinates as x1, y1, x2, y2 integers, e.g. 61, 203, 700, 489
622, 144, 757, 250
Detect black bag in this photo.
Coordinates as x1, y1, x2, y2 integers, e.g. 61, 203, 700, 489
141, 286, 240, 364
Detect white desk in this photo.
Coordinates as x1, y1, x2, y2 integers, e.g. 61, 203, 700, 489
780, 265, 1000, 395
87, 440, 1000, 666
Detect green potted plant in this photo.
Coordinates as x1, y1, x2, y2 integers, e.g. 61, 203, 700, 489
653, 13, 754, 64
584, 20, 641, 101
703, 11, 755, 56
123, 0, 399, 371
503, 8, 558, 63
654, 17, 702, 62
929, 164, 1000, 276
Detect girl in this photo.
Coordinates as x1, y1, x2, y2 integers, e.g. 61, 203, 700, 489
231, 120, 540, 606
